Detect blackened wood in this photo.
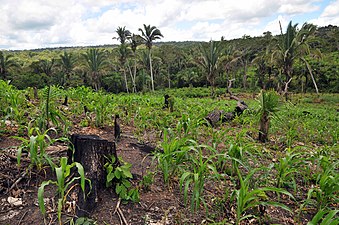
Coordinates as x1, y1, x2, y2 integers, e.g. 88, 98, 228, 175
235, 101, 248, 116
68, 134, 118, 217
205, 110, 225, 127
114, 114, 121, 142
62, 96, 68, 106
163, 94, 170, 109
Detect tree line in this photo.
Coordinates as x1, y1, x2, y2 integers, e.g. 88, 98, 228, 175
0, 22, 338, 94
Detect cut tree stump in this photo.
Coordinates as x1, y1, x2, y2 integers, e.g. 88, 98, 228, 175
68, 134, 118, 217
205, 101, 248, 127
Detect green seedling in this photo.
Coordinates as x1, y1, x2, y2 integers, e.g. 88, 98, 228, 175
38, 157, 90, 225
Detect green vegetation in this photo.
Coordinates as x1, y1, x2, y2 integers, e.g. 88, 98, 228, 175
1, 24, 337, 93
38, 157, 90, 224
104, 155, 140, 203
0, 22, 338, 224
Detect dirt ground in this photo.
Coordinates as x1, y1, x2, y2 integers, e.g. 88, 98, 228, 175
0, 120, 317, 225
0, 122, 210, 225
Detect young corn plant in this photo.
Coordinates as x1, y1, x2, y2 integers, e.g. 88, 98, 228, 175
14, 124, 65, 170
275, 150, 302, 191
36, 85, 66, 132
231, 167, 294, 225
38, 157, 90, 225
304, 157, 338, 210
179, 141, 220, 212
155, 128, 189, 184
104, 155, 139, 203
307, 209, 338, 225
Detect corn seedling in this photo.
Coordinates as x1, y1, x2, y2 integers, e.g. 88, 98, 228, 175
156, 128, 190, 184
307, 209, 338, 225
14, 124, 65, 170
304, 157, 338, 210
179, 141, 220, 212
275, 150, 302, 191
38, 157, 90, 224
231, 167, 294, 224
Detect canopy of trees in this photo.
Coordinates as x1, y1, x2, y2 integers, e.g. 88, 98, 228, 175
1, 24, 338, 93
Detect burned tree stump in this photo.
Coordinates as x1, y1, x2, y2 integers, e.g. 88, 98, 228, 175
68, 134, 118, 217
205, 101, 248, 127
205, 110, 226, 127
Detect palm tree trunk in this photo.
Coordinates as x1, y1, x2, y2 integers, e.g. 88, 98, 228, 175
133, 56, 137, 93
243, 62, 247, 89
303, 58, 319, 95
168, 66, 171, 88
259, 112, 269, 142
149, 50, 154, 91
123, 68, 129, 93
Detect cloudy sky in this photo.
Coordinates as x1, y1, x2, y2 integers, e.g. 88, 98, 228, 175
1, 0, 338, 50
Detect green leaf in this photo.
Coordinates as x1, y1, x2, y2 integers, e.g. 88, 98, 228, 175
122, 179, 131, 188
38, 180, 56, 216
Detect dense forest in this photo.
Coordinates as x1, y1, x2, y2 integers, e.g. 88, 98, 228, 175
0, 23, 338, 94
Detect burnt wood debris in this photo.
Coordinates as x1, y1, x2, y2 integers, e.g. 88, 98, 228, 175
68, 134, 119, 218
205, 100, 248, 127
163, 94, 170, 109
114, 114, 121, 141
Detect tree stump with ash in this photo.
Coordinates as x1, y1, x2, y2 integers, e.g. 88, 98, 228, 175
68, 134, 118, 217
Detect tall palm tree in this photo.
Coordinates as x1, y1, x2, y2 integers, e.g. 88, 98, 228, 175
272, 21, 317, 99
114, 26, 132, 93
59, 51, 76, 87
198, 41, 223, 96
0, 51, 18, 80
129, 33, 143, 93
138, 24, 163, 91
114, 26, 131, 45
82, 48, 107, 91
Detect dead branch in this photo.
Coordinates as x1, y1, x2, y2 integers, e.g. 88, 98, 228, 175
226, 78, 241, 101
114, 198, 129, 225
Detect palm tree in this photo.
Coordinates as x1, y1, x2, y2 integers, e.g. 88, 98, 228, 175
231, 49, 254, 89
82, 48, 107, 91
38, 59, 56, 78
0, 51, 18, 80
272, 21, 317, 99
128, 33, 143, 93
114, 26, 132, 93
139, 24, 163, 91
59, 51, 76, 87
114, 26, 131, 45
257, 89, 280, 142
198, 41, 223, 96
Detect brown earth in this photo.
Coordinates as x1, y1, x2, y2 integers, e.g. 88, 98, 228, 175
0, 120, 317, 225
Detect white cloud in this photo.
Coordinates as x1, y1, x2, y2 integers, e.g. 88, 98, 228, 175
0, 0, 338, 50
309, 0, 339, 26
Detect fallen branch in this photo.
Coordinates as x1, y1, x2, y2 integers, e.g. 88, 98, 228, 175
114, 198, 129, 225
226, 78, 241, 101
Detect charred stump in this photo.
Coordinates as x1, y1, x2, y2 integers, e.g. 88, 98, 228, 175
163, 94, 170, 109
205, 101, 248, 127
68, 134, 118, 217
114, 114, 121, 142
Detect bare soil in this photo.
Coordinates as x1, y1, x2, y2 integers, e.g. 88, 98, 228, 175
0, 121, 318, 225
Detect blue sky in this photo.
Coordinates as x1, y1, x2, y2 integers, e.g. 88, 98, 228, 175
1, 0, 338, 50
